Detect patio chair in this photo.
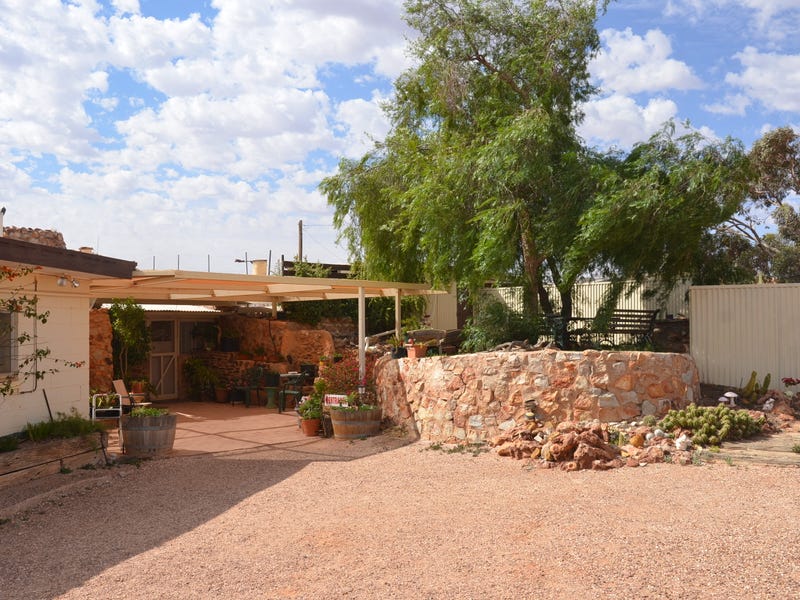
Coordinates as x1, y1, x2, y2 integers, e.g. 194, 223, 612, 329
90, 392, 123, 426
279, 372, 304, 413
112, 379, 152, 413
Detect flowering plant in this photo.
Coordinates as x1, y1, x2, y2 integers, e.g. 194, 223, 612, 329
318, 349, 378, 404
781, 377, 800, 387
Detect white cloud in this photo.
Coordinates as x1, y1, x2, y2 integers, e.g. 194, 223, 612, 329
664, 0, 800, 39
592, 28, 703, 95
580, 95, 679, 147
726, 47, 800, 112
703, 94, 752, 116
111, 0, 140, 15
334, 92, 391, 158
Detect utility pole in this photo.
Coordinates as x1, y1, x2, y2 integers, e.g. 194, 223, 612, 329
298, 219, 303, 261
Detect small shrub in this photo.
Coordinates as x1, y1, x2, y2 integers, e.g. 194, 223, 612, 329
0, 435, 20, 453
791, 444, 800, 454
26, 410, 105, 442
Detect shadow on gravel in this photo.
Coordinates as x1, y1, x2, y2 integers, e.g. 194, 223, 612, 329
0, 406, 415, 599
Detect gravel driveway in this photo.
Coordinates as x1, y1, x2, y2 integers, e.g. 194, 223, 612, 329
1, 433, 798, 599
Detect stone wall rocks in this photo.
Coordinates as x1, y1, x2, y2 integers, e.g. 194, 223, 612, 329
3, 227, 66, 248
375, 349, 700, 444
89, 309, 113, 392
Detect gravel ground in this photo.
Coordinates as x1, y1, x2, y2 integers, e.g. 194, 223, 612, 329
1, 435, 799, 600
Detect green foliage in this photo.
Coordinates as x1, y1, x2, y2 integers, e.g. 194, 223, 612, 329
129, 406, 169, 417
658, 404, 765, 447
322, 0, 610, 313
298, 382, 324, 420
25, 410, 104, 442
108, 298, 150, 382
566, 122, 750, 305
0, 434, 20, 452
183, 357, 219, 398
460, 299, 542, 352
791, 444, 800, 454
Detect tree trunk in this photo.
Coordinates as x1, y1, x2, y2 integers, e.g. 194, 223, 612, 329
519, 215, 543, 315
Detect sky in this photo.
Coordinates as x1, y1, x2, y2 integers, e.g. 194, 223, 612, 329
1, 0, 799, 274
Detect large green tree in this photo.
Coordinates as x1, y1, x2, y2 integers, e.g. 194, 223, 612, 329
739, 127, 800, 281
322, 0, 610, 317
565, 123, 751, 303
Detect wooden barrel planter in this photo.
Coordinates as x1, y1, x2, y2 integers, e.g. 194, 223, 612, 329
121, 414, 178, 457
330, 406, 382, 440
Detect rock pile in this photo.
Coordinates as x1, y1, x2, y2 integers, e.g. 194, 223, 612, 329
490, 419, 696, 470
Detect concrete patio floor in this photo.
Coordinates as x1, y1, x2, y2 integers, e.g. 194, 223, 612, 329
107, 401, 323, 458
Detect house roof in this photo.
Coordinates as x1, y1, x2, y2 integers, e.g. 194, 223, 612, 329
88, 269, 444, 305
0, 237, 136, 279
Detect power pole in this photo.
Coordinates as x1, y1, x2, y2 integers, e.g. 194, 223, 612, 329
298, 219, 303, 261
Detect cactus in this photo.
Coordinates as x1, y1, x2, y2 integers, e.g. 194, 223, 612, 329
740, 371, 772, 404
761, 373, 771, 396
741, 371, 758, 402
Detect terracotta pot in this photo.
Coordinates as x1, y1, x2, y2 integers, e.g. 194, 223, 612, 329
300, 418, 321, 437
405, 344, 428, 359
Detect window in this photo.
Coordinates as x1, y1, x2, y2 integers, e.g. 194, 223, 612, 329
0, 312, 18, 375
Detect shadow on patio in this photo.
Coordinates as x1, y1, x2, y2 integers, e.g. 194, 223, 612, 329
1, 401, 414, 599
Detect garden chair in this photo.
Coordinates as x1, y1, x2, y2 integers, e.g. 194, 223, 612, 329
112, 379, 152, 413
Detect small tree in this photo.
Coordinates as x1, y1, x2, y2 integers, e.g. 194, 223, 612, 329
108, 298, 150, 383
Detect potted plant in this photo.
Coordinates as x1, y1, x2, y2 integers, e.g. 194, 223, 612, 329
388, 335, 407, 359
405, 337, 430, 359
183, 357, 219, 401
214, 372, 232, 403
329, 390, 382, 439
121, 406, 177, 457
297, 379, 325, 437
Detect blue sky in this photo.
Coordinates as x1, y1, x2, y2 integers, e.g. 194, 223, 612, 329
1, 0, 798, 273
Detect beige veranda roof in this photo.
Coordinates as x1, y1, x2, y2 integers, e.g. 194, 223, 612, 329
89, 269, 445, 382
88, 269, 443, 305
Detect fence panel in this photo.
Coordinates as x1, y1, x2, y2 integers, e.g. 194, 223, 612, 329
690, 284, 800, 389
480, 280, 690, 319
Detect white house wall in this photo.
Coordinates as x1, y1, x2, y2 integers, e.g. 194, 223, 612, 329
690, 284, 800, 389
0, 275, 90, 437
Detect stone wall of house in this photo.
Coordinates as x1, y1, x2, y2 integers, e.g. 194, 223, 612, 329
3, 227, 66, 248
375, 349, 700, 443
89, 309, 114, 392
219, 314, 335, 367
319, 317, 357, 351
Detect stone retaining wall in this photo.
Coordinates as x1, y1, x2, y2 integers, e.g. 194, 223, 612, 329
375, 349, 700, 443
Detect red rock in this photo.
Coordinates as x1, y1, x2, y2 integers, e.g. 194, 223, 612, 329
549, 431, 580, 461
